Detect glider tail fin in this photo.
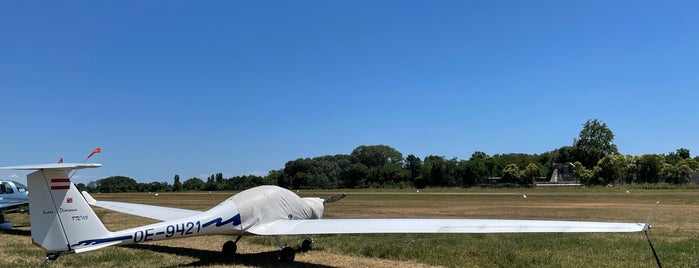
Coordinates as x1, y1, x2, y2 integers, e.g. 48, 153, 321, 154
7, 164, 111, 256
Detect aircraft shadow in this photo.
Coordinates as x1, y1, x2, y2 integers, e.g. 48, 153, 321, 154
0, 228, 31, 236
126, 244, 336, 268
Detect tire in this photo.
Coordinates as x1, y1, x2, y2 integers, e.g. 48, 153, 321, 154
222, 240, 237, 256
301, 239, 313, 252
280, 246, 295, 262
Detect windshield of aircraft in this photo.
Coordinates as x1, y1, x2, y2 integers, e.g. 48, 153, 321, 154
13, 181, 28, 193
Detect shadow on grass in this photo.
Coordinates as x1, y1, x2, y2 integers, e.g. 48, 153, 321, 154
126, 244, 335, 268
0, 228, 31, 236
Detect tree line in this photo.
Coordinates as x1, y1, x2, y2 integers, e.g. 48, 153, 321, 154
84, 119, 699, 192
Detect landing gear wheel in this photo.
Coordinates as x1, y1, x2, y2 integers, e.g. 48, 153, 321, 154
280, 246, 295, 262
46, 253, 60, 261
301, 239, 313, 252
222, 240, 237, 256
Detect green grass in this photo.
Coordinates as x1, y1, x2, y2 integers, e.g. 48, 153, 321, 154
1, 187, 697, 267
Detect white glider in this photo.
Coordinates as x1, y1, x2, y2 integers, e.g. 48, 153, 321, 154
0, 163, 650, 263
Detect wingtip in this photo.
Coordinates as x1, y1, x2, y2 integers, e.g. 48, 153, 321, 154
643, 201, 660, 231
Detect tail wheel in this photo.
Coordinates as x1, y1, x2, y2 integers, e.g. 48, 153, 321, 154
222, 240, 237, 255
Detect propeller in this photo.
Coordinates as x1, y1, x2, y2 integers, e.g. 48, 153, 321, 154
323, 193, 347, 204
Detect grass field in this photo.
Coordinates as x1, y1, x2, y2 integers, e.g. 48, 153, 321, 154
1, 187, 697, 267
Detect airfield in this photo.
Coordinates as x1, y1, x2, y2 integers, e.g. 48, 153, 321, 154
1, 187, 697, 267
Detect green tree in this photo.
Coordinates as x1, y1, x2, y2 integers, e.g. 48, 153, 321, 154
182, 177, 204, 191
501, 163, 520, 184
422, 155, 447, 186
552, 146, 576, 164
172, 174, 182, 192
520, 163, 540, 186
349, 145, 405, 188
661, 161, 693, 184
623, 155, 638, 184
351, 145, 404, 168
76, 183, 86, 192
463, 154, 490, 184
595, 154, 626, 185
573, 119, 619, 168
573, 161, 594, 185
636, 154, 664, 183
405, 155, 422, 180
677, 148, 691, 159
95, 176, 138, 193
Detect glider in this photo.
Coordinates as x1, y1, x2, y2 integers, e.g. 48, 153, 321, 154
0, 162, 651, 263
0, 180, 29, 229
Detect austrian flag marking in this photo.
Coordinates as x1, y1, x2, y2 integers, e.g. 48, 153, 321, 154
50, 178, 71, 190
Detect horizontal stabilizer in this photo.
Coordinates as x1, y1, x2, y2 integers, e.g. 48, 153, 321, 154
0, 163, 101, 171
248, 219, 647, 236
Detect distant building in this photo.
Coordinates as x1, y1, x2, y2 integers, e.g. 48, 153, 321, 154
536, 162, 579, 186
549, 162, 577, 182
691, 171, 699, 184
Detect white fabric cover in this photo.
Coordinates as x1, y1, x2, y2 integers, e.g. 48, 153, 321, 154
228, 186, 325, 231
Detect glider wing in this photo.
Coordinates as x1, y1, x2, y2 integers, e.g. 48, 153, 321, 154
248, 218, 647, 235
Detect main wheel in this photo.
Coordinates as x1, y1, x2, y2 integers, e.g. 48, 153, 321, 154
280, 246, 295, 262
301, 239, 313, 252
222, 240, 237, 256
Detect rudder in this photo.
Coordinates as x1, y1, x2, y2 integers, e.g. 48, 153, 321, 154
24, 165, 111, 255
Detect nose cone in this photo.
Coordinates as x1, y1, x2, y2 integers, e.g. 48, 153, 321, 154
301, 198, 325, 219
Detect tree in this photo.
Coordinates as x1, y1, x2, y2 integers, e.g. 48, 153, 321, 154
636, 154, 664, 183
172, 175, 182, 191
95, 176, 138, 193
350, 145, 405, 188
182, 177, 205, 191
661, 160, 693, 184
623, 155, 638, 184
463, 157, 490, 184
666, 148, 691, 165
573, 161, 594, 185
595, 154, 626, 185
573, 119, 619, 168
351, 145, 404, 168
76, 183, 86, 192
520, 163, 540, 186
405, 154, 422, 180
552, 146, 576, 164
422, 155, 447, 186
501, 163, 520, 184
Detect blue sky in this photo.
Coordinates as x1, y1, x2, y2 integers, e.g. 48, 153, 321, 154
1, 1, 697, 184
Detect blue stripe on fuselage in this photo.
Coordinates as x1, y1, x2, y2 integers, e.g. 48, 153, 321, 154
202, 214, 241, 228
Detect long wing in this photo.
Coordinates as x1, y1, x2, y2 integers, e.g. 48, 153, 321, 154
247, 219, 647, 235
81, 191, 202, 221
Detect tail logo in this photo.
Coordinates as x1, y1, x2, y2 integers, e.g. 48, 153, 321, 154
50, 178, 71, 190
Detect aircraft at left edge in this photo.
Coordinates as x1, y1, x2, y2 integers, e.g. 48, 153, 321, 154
0, 179, 29, 229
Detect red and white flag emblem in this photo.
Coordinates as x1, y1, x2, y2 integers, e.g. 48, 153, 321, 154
50, 178, 71, 190
66, 197, 73, 203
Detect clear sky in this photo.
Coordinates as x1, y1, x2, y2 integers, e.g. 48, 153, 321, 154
1, 1, 697, 184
